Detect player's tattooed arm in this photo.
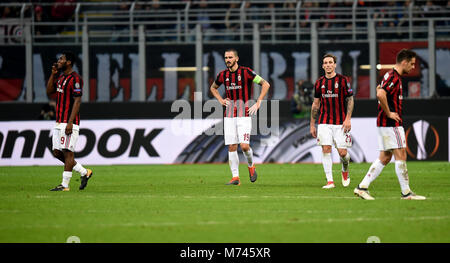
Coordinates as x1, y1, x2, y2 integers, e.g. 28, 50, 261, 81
310, 98, 320, 123
249, 77, 270, 115
345, 96, 354, 118
343, 96, 354, 133
310, 98, 320, 138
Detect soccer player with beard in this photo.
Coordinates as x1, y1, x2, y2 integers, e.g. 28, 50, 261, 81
354, 49, 426, 200
46, 51, 93, 191
310, 54, 354, 189
210, 49, 270, 185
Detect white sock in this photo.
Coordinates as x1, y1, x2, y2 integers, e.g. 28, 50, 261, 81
340, 152, 350, 172
359, 158, 385, 189
322, 152, 333, 182
228, 151, 239, 178
395, 160, 411, 195
243, 148, 254, 167
73, 162, 88, 176
61, 171, 72, 188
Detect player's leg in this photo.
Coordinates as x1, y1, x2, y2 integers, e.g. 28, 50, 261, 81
337, 148, 350, 187
51, 127, 65, 163
392, 139, 426, 200
50, 127, 70, 191
334, 125, 352, 187
359, 150, 391, 189
52, 149, 65, 163
317, 124, 334, 188
354, 126, 397, 200
52, 147, 90, 178
224, 117, 240, 185
237, 117, 257, 182
227, 144, 240, 185
321, 145, 334, 188
61, 149, 76, 188
353, 150, 391, 200
241, 143, 257, 183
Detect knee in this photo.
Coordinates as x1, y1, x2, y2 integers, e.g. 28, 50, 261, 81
338, 149, 347, 157
240, 143, 250, 152
228, 144, 238, 152
379, 154, 392, 165
52, 150, 61, 158
322, 146, 332, 154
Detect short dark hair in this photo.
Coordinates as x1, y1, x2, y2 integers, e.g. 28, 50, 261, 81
62, 51, 76, 66
323, 53, 337, 63
224, 48, 238, 57
396, 49, 416, 63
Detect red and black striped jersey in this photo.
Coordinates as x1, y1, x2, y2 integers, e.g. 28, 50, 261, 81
377, 69, 403, 127
54, 71, 83, 125
314, 73, 353, 125
214, 66, 257, 118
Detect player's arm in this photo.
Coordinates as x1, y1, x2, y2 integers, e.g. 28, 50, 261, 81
46, 63, 58, 96
210, 81, 229, 106
248, 75, 270, 115
65, 96, 81, 135
376, 84, 400, 122
342, 96, 354, 133
310, 98, 320, 138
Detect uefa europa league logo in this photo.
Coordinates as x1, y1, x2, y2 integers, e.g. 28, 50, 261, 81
405, 120, 439, 160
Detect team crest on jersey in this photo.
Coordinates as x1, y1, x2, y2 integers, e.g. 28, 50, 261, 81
335, 82, 339, 89
238, 75, 241, 81
399, 95, 403, 100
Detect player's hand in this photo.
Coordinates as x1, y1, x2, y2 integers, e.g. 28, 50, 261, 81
310, 125, 317, 138
388, 112, 401, 122
220, 98, 230, 107
51, 63, 58, 75
65, 122, 73, 135
248, 100, 261, 115
342, 119, 351, 133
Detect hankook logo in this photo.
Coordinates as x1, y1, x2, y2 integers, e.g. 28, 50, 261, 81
405, 120, 439, 160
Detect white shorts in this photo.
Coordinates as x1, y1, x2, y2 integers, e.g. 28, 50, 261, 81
377, 126, 406, 151
224, 117, 251, 145
317, 124, 352, 148
52, 123, 80, 152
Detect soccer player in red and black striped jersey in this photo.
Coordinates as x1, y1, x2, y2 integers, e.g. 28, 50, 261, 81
210, 49, 270, 186
46, 51, 93, 191
354, 49, 426, 200
310, 54, 354, 189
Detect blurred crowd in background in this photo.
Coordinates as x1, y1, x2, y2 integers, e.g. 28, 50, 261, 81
1, 1, 449, 36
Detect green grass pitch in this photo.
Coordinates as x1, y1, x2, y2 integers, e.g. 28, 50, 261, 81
0, 162, 449, 243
